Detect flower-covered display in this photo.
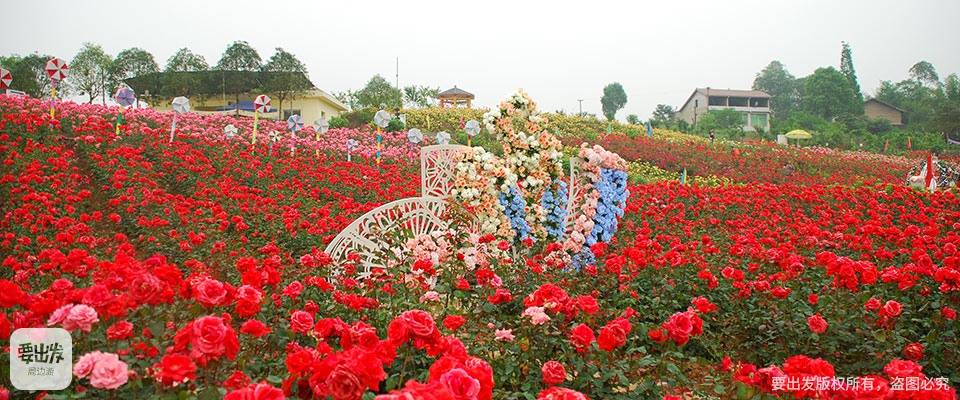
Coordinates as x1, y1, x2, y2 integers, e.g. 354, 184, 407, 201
452, 90, 628, 262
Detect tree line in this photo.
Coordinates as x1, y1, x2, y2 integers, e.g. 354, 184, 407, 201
0, 41, 313, 116
633, 43, 959, 152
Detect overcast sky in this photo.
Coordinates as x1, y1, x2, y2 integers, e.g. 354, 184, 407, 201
5, 0, 959, 120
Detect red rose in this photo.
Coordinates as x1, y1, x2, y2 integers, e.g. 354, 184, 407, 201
0, 280, 26, 308
597, 325, 627, 351
153, 354, 197, 387
808, 294, 819, 305
401, 310, 438, 338
129, 273, 164, 305
224, 382, 285, 400
691, 296, 717, 314
540, 361, 566, 386
864, 297, 882, 311
386, 318, 409, 344
282, 281, 304, 299
194, 279, 229, 308
569, 324, 595, 352
106, 321, 133, 341
376, 380, 453, 400
880, 300, 902, 317
223, 371, 251, 391
285, 349, 315, 376
883, 359, 924, 378
903, 343, 924, 361
575, 295, 600, 315
174, 315, 239, 366
323, 365, 366, 400
240, 319, 271, 337
442, 315, 466, 331
289, 311, 315, 334
648, 329, 667, 343
807, 313, 828, 334
487, 289, 512, 304
537, 387, 589, 400
942, 306, 957, 320
439, 368, 480, 400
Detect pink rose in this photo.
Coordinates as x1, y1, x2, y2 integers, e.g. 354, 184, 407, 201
47, 304, 74, 327
495, 329, 515, 342
89, 352, 129, 390
74, 351, 103, 379
64, 304, 99, 332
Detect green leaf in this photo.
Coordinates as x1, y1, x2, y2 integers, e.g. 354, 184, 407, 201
266, 375, 283, 385
199, 387, 223, 400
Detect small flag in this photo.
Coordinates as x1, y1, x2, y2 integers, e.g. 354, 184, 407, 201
884, 139, 889, 152
646, 121, 652, 137
680, 168, 687, 185
925, 154, 934, 188
908, 137, 912, 149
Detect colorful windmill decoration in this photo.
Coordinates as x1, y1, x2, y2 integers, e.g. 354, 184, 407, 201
313, 118, 329, 157
287, 114, 304, 155
170, 96, 190, 142
114, 87, 136, 135
464, 119, 480, 147
374, 110, 391, 166
224, 124, 238, 140
269, 130, 281, 155
252, 95, 271, 145
0, 68, 11, 91
45, 58, 69, 118
347, 138, 358, 162
407, 128, 423, 161
436, 131, 451, 145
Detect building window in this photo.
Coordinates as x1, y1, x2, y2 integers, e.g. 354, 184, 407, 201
750, 114, 768, 128
283, 109, 302, 120
708, 96, 726, 106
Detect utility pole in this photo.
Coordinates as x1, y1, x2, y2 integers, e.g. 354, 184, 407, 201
577, 99, 583, 116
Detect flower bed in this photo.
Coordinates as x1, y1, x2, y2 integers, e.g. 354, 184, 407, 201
0, 95, 958, 399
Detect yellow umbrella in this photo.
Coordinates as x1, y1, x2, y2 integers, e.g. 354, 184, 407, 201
785, 129, 812, 146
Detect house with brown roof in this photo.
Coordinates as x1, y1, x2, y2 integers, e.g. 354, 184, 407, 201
675, 88, 772, 132
864, 99, 904, 127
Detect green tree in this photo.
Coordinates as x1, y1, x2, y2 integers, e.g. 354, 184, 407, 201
216, 41, 263, 115
697, 108, 744, 133
840, 41, 864, 114
626, 114, 640, 125
165, 48, 208, 72
403, 85, 439, 108
600, 82, 627, 121
70, 42, 114, 103
356, 75, 402, 109
753, 60, 803, 119
162, 48, 208, 99
651, 104, 676, 127
944, 73, 960, 103
804, 67, 861, 120
333, 90, 360, 111
909, 61, 940, 88
262, 47, 312, 118
113, 47, 159, 78
112, 47, 159, 106
0, 53, 53, 98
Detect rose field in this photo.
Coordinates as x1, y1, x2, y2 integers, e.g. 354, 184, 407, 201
2, 93, 960, 400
